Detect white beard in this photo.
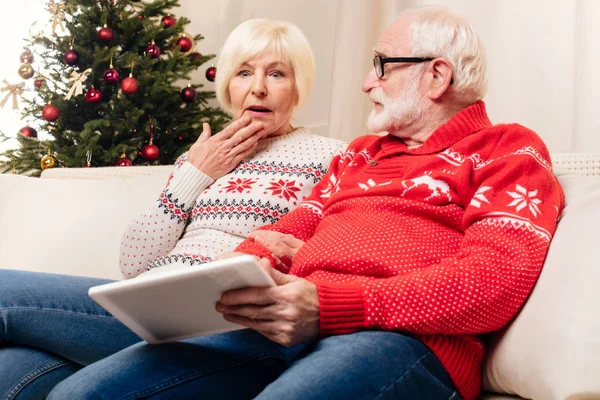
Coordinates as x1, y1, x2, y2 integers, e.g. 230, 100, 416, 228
367, 70, 431, 135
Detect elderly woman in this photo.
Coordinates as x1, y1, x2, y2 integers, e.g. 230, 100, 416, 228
0, 19, 345, 399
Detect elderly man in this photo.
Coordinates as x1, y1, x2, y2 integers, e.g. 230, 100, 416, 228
43, 7, 564, 400
217, 7, 564, 400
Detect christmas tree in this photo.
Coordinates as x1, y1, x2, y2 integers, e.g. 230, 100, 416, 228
0, 0, 228, 175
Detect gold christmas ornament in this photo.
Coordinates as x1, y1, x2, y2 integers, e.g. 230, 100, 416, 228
18, 63, 35, 80
41, 150, 57, 170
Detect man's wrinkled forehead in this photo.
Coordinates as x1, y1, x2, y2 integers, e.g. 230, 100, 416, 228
375, 15, 414, 56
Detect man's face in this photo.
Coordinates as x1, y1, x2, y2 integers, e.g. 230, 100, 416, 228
362, 17, 431, 136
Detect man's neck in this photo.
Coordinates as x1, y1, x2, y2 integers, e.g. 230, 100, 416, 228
392, 106, 462, 148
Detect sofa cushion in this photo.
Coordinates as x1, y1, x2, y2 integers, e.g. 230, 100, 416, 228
0, 172, 170, 280
483, 173, 600, 399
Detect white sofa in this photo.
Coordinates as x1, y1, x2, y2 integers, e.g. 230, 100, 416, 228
1, 153, 600, 400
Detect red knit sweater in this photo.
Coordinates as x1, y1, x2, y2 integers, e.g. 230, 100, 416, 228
235, 101, 564, 400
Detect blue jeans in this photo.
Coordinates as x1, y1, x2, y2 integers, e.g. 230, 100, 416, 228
1, 270, 461, 400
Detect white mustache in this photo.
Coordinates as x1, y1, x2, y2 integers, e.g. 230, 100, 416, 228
369, 88, 386, 105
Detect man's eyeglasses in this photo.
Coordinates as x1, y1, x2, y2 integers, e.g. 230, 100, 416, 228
373, 54, 434, 79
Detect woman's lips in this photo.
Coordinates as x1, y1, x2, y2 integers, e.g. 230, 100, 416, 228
245, 107, 273, 117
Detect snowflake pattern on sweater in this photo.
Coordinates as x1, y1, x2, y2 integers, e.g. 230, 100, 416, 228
235, 102, 564, 400
119, 128, 346, 278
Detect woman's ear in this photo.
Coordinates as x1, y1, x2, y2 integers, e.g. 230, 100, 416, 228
425, 58, 453, 100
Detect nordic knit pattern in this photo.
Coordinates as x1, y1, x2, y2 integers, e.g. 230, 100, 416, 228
235, 101, 565, 400
119, 127, 346, 278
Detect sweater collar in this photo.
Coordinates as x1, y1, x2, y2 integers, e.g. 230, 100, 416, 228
256, 127, 310, 150
382, 100, 492, 155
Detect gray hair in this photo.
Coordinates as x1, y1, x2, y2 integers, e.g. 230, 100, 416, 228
407, 7, 488, 104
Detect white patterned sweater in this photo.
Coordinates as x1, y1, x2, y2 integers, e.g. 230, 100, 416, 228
119, 128, 346, 278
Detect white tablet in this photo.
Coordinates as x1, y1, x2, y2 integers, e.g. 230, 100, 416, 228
88, 255, 276, 344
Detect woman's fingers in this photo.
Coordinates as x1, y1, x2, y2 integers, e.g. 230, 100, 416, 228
195, 123, 212, 144
232, 141, 259, 164
230, 128, 263, 156
214, 115, 253, 140
223, 121, 263, 149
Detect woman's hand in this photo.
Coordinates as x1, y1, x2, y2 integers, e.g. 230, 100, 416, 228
248, 231, 305, 268
216, 258, 320, 347
186, 115, 264, 180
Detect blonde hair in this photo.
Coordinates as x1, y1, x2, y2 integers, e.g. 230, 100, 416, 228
215, 19, 315, 115
407, 7, 488, 104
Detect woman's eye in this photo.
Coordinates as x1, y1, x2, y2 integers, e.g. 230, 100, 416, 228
271, 71, 283, 78
237, 71, 251, 77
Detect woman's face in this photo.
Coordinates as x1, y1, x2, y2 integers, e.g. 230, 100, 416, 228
228, 53, 298, 138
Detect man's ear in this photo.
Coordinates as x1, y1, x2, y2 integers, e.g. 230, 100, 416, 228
424, 58, 453, 100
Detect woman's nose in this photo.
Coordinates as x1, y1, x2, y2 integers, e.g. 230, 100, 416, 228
251, 78, 267, 96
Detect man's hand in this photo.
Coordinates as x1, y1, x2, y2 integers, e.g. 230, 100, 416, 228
215, 258, 320, 347
248, 231, 305, 268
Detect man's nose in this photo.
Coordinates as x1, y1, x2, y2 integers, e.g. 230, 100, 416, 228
362, 68, 379, 93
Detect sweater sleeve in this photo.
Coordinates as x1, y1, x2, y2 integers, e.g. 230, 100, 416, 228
315, 133, 565, 336
235, 143, 352, 272
119, 153, 214, 278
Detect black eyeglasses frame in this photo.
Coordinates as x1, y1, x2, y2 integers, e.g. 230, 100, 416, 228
373, 55, 435, 79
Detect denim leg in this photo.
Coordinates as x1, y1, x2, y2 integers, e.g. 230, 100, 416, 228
256, 331, 461, 400
48, 329, 303, 400
0, 269, 142, 365
0, 346, 82, 400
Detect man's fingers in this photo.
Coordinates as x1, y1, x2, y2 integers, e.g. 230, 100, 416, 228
220, 286, 278, 306
217, 304, 283, 321
221, 313, 282, 334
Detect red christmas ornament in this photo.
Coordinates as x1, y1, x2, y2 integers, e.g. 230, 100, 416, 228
85, 86, 102, 104
177, 135, 184, 141
116, 154, 133, 166
145, 41, 161, 58
34, 79, 44, 90
137, 15, 143, 20
97, 26, 114, 44
161, 15, 176, 28
64, 49, 79, 65
121, 77, 139, 95
20, 49, 34, 63
19, 126, 38, 138
103, 68, 119, 83
205, 66, 216, 82
176, 36, 193, 53
42, 104, 60, 122
190, 52, 202, 60
180, 86, 196, 103
140, 142, 160, 161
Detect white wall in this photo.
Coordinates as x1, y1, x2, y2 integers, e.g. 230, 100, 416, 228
2, 0, 599, 155
177, 0, 600, 153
